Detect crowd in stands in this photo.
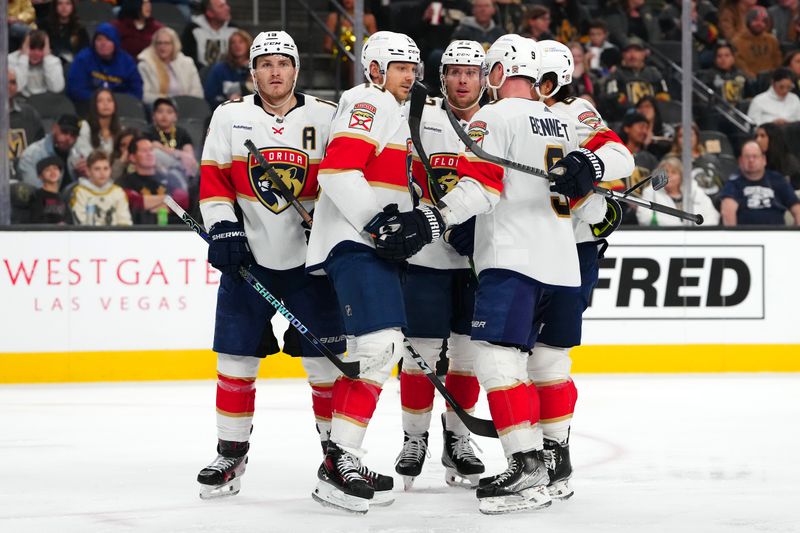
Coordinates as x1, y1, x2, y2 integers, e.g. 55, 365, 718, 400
6, 0, 800, 227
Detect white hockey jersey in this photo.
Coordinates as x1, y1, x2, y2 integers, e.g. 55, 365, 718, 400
446, 98, 581, 288
550, 96, 635, 243
408, 97, 470, 271
306, 83, 415, 272
199, 93, 337, 270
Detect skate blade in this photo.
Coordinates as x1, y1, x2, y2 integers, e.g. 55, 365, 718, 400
370, 489, 395, 507
199, 478, 241, 500
445, 468, 480, 489
548, 480, 574, 500
402, 475, 417, 491
478, 486, 552, 515
312, 480, 370, 514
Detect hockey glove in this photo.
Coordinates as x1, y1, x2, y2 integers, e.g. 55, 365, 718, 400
364, 203, 445, 262
548, 147, 604, 199
208, 220, 253, 276
444, 216, 475, 257
590, 198, 622, 239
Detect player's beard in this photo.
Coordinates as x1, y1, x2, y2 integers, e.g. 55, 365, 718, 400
259, 80, 294, 107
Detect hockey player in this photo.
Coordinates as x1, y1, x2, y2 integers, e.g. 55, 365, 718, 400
195, 31, 349, 500
514, 40, 634, 501
364, 34, 608, 514
305, 31, 422, 514
395, 39, 487, 490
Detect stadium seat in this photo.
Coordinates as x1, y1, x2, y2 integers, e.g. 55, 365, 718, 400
119, 116, 149, 133
183, 118, 208, 159
114, 93, 148, 121
656, 99, 683, 124
173, 95, 211, 122
77, 0, 114, 25
700, 130, 734, 156
26, 92, 77, 123
715, 153, 740, 182
151, 3, 187, 35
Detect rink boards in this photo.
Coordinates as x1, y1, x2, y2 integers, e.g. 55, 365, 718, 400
1, 228, 799, 383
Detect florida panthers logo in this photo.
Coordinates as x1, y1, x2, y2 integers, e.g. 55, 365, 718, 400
466, 120, 487, 150
428, 152, 459, 196
248, 147, 309, 214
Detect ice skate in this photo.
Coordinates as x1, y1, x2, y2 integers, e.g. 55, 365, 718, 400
476, 450, 552, 515
543, 436, 573, 500
394, 431, 429, 490
441, 414, 484, 488
312, 442, 374, 514
356, 459, 395, 506
197, 440, 249, 500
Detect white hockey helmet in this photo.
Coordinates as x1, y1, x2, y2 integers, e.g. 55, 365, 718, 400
439, 40, 486, 109
536, 40, 574, 98
250, 31, 299, 70
360, 31, 420, 82
484, 34, 541, 91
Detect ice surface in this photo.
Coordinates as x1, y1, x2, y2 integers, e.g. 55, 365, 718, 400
1, 374, 798, 533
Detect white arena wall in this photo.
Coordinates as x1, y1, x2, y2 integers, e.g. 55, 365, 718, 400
1, 228, 798, 383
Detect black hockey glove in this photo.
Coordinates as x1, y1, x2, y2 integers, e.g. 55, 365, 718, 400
364, 203, 445, 262
208, 220, 253, 276
444, 216, 475, 257
548, 147, 604, 199
590, 198, 622, 239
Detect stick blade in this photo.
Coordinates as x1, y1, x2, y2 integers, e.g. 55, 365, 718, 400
650, 169, 669, 191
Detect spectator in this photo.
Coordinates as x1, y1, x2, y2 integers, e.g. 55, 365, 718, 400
8, 67, 45, 181
145, 97, 198, 178
637, 156, 720, 226
747, 68, 800, 125
603, 0, 662, 47
494, 0, 525, 34
111, 127, 138, 181
450, 0, 504, 51
18, 114, 83, 189
720, 140, 800, 225
718, 0, 757, 40
203, 29, 253, 108
75, 88, 121, 159
755, 123, 800, 189
666, 123, 725, 201
8, 30, 66, 96
69, 149, 133, 226
568, 42, 597, 99
29, 156, 71, 224
520, 6, 554, 42
667, 123, 706, 160
112, 0, 164, 58
324, 0, 376, 56
769, 0, 799, 45
67, 23, 144, 105
601, 37, 671, 121
698, 41, 749, 107
181, 0, 237, 68
586, 19, 617, 73
620, 112, 660, 171
8, 0, 37, 50
118, 134, 189, 224
783, 49, 800, 96
659, 0, 719, 68
546, 0, 591, 44
416, 0, 473, 92
635, 95, 674, 159
42, 0, 90, 64
137, 27, 204, 105
731, 7, 782, 79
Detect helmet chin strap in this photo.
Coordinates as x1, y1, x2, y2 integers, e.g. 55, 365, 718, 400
486, 70, 506, 102
534, 82, 560, 102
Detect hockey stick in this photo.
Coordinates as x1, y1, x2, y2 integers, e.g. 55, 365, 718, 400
443, 103, 704, 225
409, 82, 445, 204
244, 139, 314, 227
163, 195, 363, 379
622, 168, 668, 197
404, 339, 498, 438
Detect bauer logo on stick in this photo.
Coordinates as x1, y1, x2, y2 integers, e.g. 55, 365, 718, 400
349, 102, 377, 132
248, 147, 309, 214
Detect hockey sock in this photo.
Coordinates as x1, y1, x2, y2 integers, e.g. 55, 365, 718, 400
537, 378, 577, 443
400, 337, 441, 435
400, 371, 435, 434
215, 353, 260, 443
443, 372, 480, 436
486, 383, 539, 455
302, 357, 341, 444
330, 377, 383, 449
